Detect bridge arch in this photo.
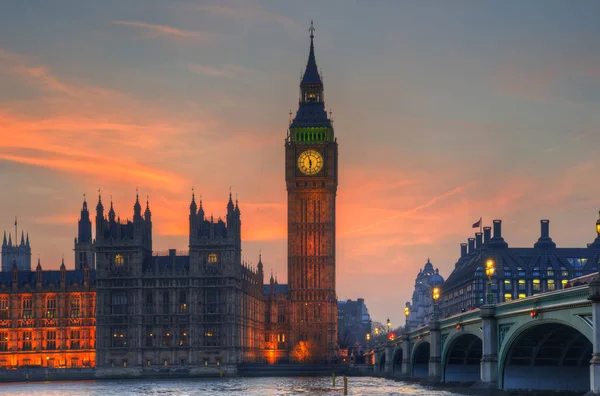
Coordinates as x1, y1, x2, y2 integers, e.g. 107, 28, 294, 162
411, 340, 430, 379
392, 347, 403, 377
499, 319, 592, 392
442, 331, 482, 383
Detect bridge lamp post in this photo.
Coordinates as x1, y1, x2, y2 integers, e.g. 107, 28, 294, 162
404, 305, 410, 331
366, 332, 370, 352
485, 259, 496, 305
432, 287, 440, 322
386, 318, 391, 335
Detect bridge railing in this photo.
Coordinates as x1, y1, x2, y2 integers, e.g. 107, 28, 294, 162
382, 284, 590, 348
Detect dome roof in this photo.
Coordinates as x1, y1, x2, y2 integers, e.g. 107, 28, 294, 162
423, 258, 434, 274
430, 268, 444, 285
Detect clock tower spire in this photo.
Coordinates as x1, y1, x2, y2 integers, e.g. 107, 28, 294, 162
286, 21, 338, 362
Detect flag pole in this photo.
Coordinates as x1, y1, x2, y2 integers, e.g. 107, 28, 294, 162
480, 217, 483, 234
14, 217, 17, 244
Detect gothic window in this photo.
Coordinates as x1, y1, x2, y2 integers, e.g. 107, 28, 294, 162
145, 326, 153, 347
22, 297, 32, 319
208, 253, 218, 264
111, 327, 127, 348
204, 326, 220, 346
518, 279, 526, 292
22, 331, 32, 350
504, 294, 512, 302
179, 291, 187, 313
546, 267, 554, 277
46, 296, 57, 318
111, 292, 127, 315
70, 330, 80, 349
547, 279, 555, 291
277, 305, 285, 323
115, 254, 124, 266
46, 330, 57, 350
205, 289, 220, 314
178, 327, 188, 346
145, 292, 153, 314
533, 279, 541, 292
0, 299, 8, 320
163, 292, 169, 314
70, 297, 81, 318
162, 327, 170, 347
0, 332, 7, 351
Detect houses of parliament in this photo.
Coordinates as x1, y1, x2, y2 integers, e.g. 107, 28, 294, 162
0, 24, 339, 373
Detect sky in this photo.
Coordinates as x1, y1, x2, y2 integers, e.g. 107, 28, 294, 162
0, 0, 599, 327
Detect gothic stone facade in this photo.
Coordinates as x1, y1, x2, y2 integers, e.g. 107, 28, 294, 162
0, 263, 96, 369
94, 193, 265, 370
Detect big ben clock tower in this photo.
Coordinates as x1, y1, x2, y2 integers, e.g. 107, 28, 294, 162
286, 21, 338, 362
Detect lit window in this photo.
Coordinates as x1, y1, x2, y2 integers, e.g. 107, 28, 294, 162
504, 280, 512, 291
504, 294, 512, 302
561, 267, 569, 277
561, 279, 568, 288
533, 279, 540, 291
546, 268, 554, 277
547, 280, 555, 291
518, 279, 526, 291
518, 293, 526, 299
208, 253, 218, 264
115, 254, 124, 266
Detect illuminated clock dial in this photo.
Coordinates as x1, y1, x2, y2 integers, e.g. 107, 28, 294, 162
297, 149, 323, 175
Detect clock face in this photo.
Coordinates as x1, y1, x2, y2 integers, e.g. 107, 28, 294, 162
297, 149, 324, 175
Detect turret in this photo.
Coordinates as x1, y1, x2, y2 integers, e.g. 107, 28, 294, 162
2, 231, 6, 247
108, 197, 116, 223
133, 190, 142, 220
60, 257, 66, 288
144, 196, 151, 222
20, 231, 25, 246
36, 258, 42, 289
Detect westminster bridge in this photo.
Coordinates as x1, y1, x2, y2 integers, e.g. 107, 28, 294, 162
374, 281, 600, 395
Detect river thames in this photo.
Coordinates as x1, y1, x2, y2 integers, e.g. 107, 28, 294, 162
0, 377, 481, 395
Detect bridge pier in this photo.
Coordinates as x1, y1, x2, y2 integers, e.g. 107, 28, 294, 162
587, 281, 600, 396
384, 345, 393, 377
428, 321, 441, 383
474, 305, 497, 389
400, 333, 410, 377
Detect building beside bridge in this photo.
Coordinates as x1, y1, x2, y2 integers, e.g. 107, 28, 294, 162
440, 218, 600, 317
405, 259, 444, 331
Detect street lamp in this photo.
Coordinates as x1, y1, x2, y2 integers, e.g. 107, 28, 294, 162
596, 211, 600, 236
485, 259, 496, 305
386, 318, 391, 335
432, 287, 440, 322
404, 305, 410, 330
366, 332, 371, 351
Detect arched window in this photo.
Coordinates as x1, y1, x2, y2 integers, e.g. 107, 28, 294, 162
208, 253, 218, 264
115, 254, 124, 266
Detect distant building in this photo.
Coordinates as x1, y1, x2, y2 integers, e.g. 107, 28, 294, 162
337, 298, 372, 352
406, 259, 444, 330
2, 226, 31, 272
440, 218, 600, 318
0, 259, 96, 369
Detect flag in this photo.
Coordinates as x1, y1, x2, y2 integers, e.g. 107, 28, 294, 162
472, 217, 481, 228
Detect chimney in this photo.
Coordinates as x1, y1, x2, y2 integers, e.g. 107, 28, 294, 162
483, 227, 491, 243
541, 219, 549, 238
468, 238, 475, 254
460, 243, 467, 258
475, 232, 483, 249
534, 219, 556, 249
493, 220, 502, 239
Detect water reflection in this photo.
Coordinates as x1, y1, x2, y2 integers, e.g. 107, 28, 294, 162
0, 377, 472, 395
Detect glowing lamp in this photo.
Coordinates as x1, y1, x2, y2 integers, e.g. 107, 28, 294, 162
375, 328, 379, 336
596, 213, 600, 236
456, 324, 462, 330
404, 306, 410, 317
530, 310, 538, 318
366, 333, 370, 341
432, 287, 440, 301
485, 259, 495, 278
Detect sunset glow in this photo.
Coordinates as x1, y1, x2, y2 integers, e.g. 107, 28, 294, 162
1, 1, 599, 328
